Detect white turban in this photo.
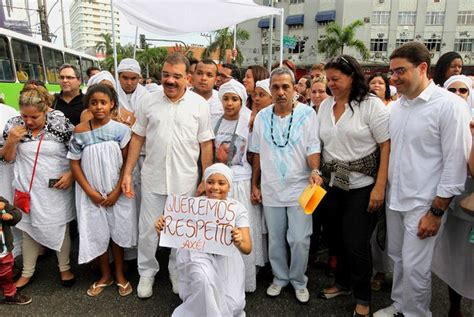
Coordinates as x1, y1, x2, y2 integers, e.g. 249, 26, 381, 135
204, 163, 233, 185
117, 58, 141, 75
255, 78, 271, 97
443, 75, 473, 108
218, 79, 247, 107
88, 71, 116, 89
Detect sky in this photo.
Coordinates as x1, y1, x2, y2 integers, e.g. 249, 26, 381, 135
5, 0, 209, 50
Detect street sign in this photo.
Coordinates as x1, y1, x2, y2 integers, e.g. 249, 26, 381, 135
283, 36, 297, 49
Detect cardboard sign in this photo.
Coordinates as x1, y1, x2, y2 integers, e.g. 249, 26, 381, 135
159, 195, 237, 256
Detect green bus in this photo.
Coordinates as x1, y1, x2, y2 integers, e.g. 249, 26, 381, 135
0, 27, 100, 110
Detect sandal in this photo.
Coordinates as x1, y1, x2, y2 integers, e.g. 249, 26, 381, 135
86, 280, 114, 297
318, 287, 352, 300
117, 281, 133, 297
371, 273, 385, 291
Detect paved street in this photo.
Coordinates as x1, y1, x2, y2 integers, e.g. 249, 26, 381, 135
1, 243, 472, 317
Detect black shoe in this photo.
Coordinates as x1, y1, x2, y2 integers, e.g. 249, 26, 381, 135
61, 276, 76, 288
4, 293, 32, 305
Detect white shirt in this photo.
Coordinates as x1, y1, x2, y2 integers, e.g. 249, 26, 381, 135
387, 81, 471, 212
249, 103, 321, 207
132, 89, 214, 195
209, 90, 224, 128
319, 95, 390, 189
0, 104, 18, 146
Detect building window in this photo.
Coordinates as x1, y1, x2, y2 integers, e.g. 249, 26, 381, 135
425, 12, 445, 25
395, 38, 413, 47
398, 11, 416, 25
370, 38, 388, 51
290, 0, 304, 3
372, 11, 390, 25
454, 38, 474, 52
457, 11, 474, 25
423, 38, 442, 51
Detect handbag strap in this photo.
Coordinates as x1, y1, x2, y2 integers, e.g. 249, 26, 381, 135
28, 133, 45, 193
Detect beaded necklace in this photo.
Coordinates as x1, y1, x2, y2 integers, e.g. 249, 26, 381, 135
270, 103, 295, 148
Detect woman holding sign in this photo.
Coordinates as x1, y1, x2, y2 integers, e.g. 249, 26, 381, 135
214, 79, 265, 292
155, 163, 252, 317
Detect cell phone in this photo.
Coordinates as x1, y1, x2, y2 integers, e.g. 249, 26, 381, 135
48, 178, 60, 188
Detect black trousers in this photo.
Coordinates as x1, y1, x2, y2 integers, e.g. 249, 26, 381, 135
319, 184, 377, 305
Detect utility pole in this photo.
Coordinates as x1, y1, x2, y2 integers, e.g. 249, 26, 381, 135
60, 0, 67, 47
37, 0, 50, 42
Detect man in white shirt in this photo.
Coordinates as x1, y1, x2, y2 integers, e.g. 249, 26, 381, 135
121, 53, 214, 299
191, 59, 223, 127
374, 42, 471, 317
249, 67, 322, 304
117, 58, 149, 113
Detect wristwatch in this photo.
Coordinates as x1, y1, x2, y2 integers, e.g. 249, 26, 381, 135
311, 169, 322, 176
429, 206, 445, 217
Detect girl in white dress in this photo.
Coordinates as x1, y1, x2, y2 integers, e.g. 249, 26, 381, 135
155, 163, 252, 317
69, 84, 137, 297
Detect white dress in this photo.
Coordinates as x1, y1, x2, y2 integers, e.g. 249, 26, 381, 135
432, 177, 474, 299
68, 120, 137, 264
214, 110, 266, 292
172, 198, 249, 317
3, 111, 75, 251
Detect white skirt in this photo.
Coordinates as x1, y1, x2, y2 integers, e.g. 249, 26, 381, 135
230, 179, 266, 292
76, 141, 137, 264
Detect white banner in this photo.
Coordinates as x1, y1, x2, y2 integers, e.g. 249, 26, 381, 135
159, 195, 237, 256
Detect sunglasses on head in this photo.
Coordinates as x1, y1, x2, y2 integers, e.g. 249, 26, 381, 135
447, 87, 469, 94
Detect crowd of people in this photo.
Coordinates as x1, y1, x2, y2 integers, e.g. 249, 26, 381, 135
0, 41, 473, 317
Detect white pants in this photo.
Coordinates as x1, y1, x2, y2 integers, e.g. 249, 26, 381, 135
386, 206, 445, 317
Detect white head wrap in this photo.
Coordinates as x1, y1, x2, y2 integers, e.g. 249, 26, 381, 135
117, 58, 141, 75
87, 71, 116, 89
218, 79, 247, 107
443, 75, 473, 108
255, 78, 271, 97
145, 83, 162, 93
204, 163, 233, 185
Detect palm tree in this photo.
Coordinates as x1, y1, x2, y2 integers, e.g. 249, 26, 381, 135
318, 20, 369, 60
96, 33, 114, 58
137, 47, 168, 78
202, 27, 250, 65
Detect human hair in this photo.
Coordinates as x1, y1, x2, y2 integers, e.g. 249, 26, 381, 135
86, 66, 100, 78
197, 59, 218, 75
272, 59, 297, 76
222, 63, 241, 81
301, 75, 312, 89
164, 53, 190, 73
19, 86, 53, 112
311, 63, 325, 72
367, 72, 391, 101
23, 79, 46, 89
432, 51, 463, 86
59, 63, 81, 79
389, 41, 431, 71
312, 75, 327, 85
324, 55, 369, 105
270, 67, 296, 84
247, 65, 270, 85
83, 83, 119, 112
189, 57, 199, 67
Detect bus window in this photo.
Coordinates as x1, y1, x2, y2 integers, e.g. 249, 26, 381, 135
80, 58, 94, 82
0, 36, 14, 82
64, 53, 81, 79
43, 47, 64, 84
11, 39, 44, 83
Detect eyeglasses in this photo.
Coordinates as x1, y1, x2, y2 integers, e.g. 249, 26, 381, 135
59, 75, 78, 81
387, 67, 408, 78
447, 87, 469, 94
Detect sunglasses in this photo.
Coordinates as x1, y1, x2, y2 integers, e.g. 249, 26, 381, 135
20, 95, 43, 105
447, 87, 469, 94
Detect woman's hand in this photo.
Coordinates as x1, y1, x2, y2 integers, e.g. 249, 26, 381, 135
88, 190, 105, 207
101, 188, 121, 207
155, 215, 166, 236
54, 171, 74, 189
368, 184, 385, 213
7, 126, 27, 144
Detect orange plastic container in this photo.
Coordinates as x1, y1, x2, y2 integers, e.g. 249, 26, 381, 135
298, 185, 327, 214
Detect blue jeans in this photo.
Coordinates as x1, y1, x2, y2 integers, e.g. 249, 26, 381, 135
263, 205, 312, 290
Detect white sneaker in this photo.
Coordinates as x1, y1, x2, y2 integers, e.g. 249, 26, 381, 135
266, 283, 283, 297
295, 288, 310, 303
137, 276, 155, 299
170, 274, 179, 295
373, 305, 401, 317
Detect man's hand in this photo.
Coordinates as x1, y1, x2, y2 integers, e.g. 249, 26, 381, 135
121, 173, 135, 199
417, 211, 442, 239
251, 185, 262, 204
309, 174, 323, 186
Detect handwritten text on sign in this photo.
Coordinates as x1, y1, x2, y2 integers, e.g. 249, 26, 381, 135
159, 195, 237, 256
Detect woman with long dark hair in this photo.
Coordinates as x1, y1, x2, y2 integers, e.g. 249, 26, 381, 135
316, 55, 390, 317
432, 52, 463, 86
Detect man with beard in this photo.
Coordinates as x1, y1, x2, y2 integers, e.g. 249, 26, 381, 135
121, 53, 214, 299
53, 64, 84, 125
191, 59, 223, 127
374, 42, 471, 317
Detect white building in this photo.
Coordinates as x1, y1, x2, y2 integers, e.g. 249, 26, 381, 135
238, 0, 474, 68
70, 0, 120, 56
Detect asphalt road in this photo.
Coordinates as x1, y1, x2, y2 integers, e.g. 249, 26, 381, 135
1, 243, 472, 317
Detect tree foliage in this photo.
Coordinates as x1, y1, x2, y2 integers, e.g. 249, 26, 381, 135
201, 27, 250, 65
318, 20, 369, 60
